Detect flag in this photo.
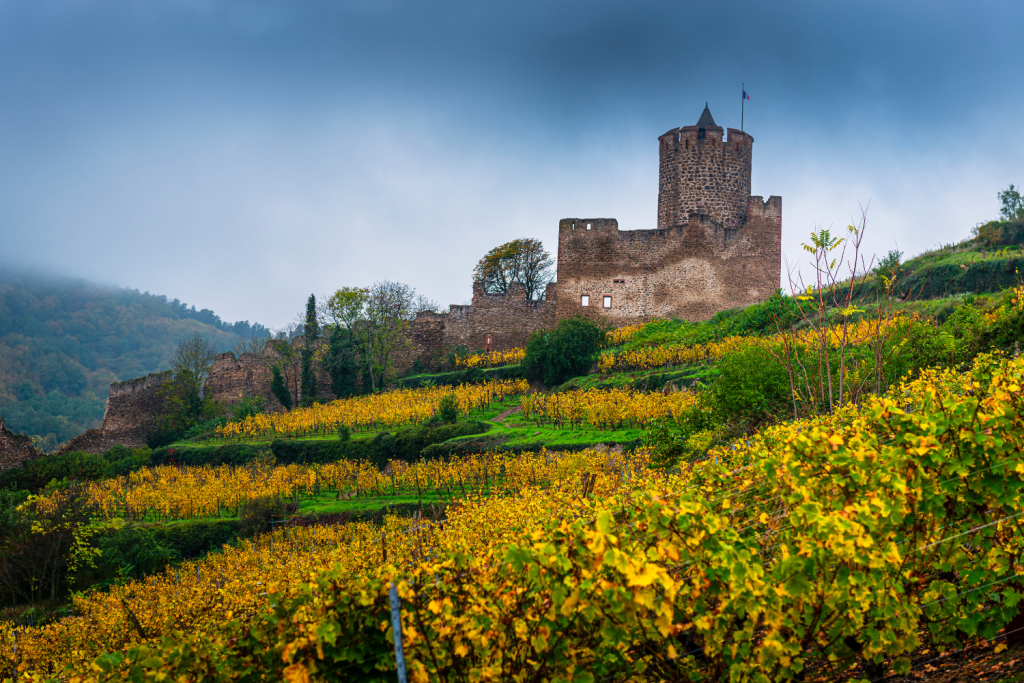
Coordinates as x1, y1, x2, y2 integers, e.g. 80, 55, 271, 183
743, 91, 750, 100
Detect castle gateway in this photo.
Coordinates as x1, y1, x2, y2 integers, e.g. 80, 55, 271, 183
555, 105, 781, 324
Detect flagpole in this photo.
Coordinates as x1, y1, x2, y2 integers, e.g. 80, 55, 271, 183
741, 82, 745, 132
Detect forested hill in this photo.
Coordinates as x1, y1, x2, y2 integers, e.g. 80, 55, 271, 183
0, 268, 268, 450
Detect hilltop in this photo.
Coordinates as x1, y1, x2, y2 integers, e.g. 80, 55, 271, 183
0, 268, 267, 450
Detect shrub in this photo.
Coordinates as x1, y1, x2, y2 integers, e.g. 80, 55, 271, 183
238, 496, 283, 537
522, 317, 608, 386
97, 526, 179, 582
435, 393, 460, 424
643, 393, 722, 470
270, 366, 293, 411
710, 343, 793, 427
100, 446, 152, 479
0, 451, 107, 492
151, 519, 238, 559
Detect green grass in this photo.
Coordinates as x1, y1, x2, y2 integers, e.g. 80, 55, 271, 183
294, 490, 449, 517
436, 409, 646, 451
554, 366, 716, 393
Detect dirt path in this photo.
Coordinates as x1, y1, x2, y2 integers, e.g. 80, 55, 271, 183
493, 405, 522, 423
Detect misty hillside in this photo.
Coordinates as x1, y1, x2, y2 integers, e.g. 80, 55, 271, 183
0, 268, 267, 450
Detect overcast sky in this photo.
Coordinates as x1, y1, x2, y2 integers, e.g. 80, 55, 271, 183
2, 0, 1022, 329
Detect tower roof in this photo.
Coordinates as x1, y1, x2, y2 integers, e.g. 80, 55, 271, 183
696, 103, 718, 129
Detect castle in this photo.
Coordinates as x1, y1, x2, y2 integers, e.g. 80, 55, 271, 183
556, 104, 781, 324
2, 105, 782, 464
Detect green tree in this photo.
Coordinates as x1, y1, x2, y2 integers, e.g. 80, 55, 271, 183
324, 326, 361, 397
359, 280, 416, 391
270, 366, 293, 411
998, 184, 1024, 221
300, 294, 320, 407
323, 287, 369, 330
270, 341, 301, 409
154, 334, 221, 442
522, 316, 607, 386
473, 238, 555, 301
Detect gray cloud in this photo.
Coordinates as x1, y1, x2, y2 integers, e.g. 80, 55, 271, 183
2, 0, 1022, 327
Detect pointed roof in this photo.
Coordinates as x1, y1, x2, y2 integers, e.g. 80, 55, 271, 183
696, 103, 717, 128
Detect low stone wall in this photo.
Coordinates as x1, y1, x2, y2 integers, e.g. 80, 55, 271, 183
0, 416, 41, 473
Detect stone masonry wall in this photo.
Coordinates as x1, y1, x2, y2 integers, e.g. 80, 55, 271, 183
396, 281, 557, 371
0, 416, 42, 473
206, 338, 334, 412
658, 126, 753, 232
56, 371, 174, 454
555, 200, 781, 324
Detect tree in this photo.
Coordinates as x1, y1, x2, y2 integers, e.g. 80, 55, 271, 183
170, 333, 218, 409
324, 326, 361, 398
270, 366, 293, 411
323, 287, 369, 330
271, 341, 301, 409
300, 294, 320, 407
998, 184, 1024, 222
473, 238, 555, 301
358, 280, 417, 391
303, 294, 321, 343
157, 334, 220, 439
522, 316, 607, 386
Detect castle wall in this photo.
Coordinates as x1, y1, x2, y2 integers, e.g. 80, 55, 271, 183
556, 201, 780, 323
206, 338, 335, 411
0, 416, 41, 473
56, 371, 174, 454
396, 281, 557, 371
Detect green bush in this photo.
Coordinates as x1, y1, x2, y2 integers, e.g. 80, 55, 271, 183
643, 393, 723, 470
710, 344, 793, 427
151, 421, 491, 470
97, 526, 180, 582
152, 519, 239, 558
435, 394, 460, 424
0, 450, 107, 492
150, 443, 261, 467
522, 317, 607, 386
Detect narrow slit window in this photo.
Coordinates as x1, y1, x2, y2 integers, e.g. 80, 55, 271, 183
603, 296, 612, 308
586, 223, 592, 230
581, 295, 590, 307
613, 278, 625, 284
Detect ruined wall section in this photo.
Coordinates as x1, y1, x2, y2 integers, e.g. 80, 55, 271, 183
56, 372, 174, 454
0, 416, 41, 473
556, 205, 780, 324
397, 282, 557, 372
658, 126, 753, 231
443, 282, 557, 351
206, 338, 334, 412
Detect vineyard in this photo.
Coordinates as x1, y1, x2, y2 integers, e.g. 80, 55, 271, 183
5, 351, 1024, 681
598, 315, 914, 373
455, 347, 526, 369
520, 386, 698, 429
25, 450, 632, 524
216, 379, 529, 440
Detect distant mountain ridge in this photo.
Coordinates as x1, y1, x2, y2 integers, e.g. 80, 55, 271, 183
0, 267, 267, 450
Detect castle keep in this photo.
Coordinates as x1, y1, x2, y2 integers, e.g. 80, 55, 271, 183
556, 105, 781, 323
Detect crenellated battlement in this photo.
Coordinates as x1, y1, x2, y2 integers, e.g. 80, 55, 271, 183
657, 105, 756, 232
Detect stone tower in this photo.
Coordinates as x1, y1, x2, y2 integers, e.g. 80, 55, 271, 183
656, 104, 754, 231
